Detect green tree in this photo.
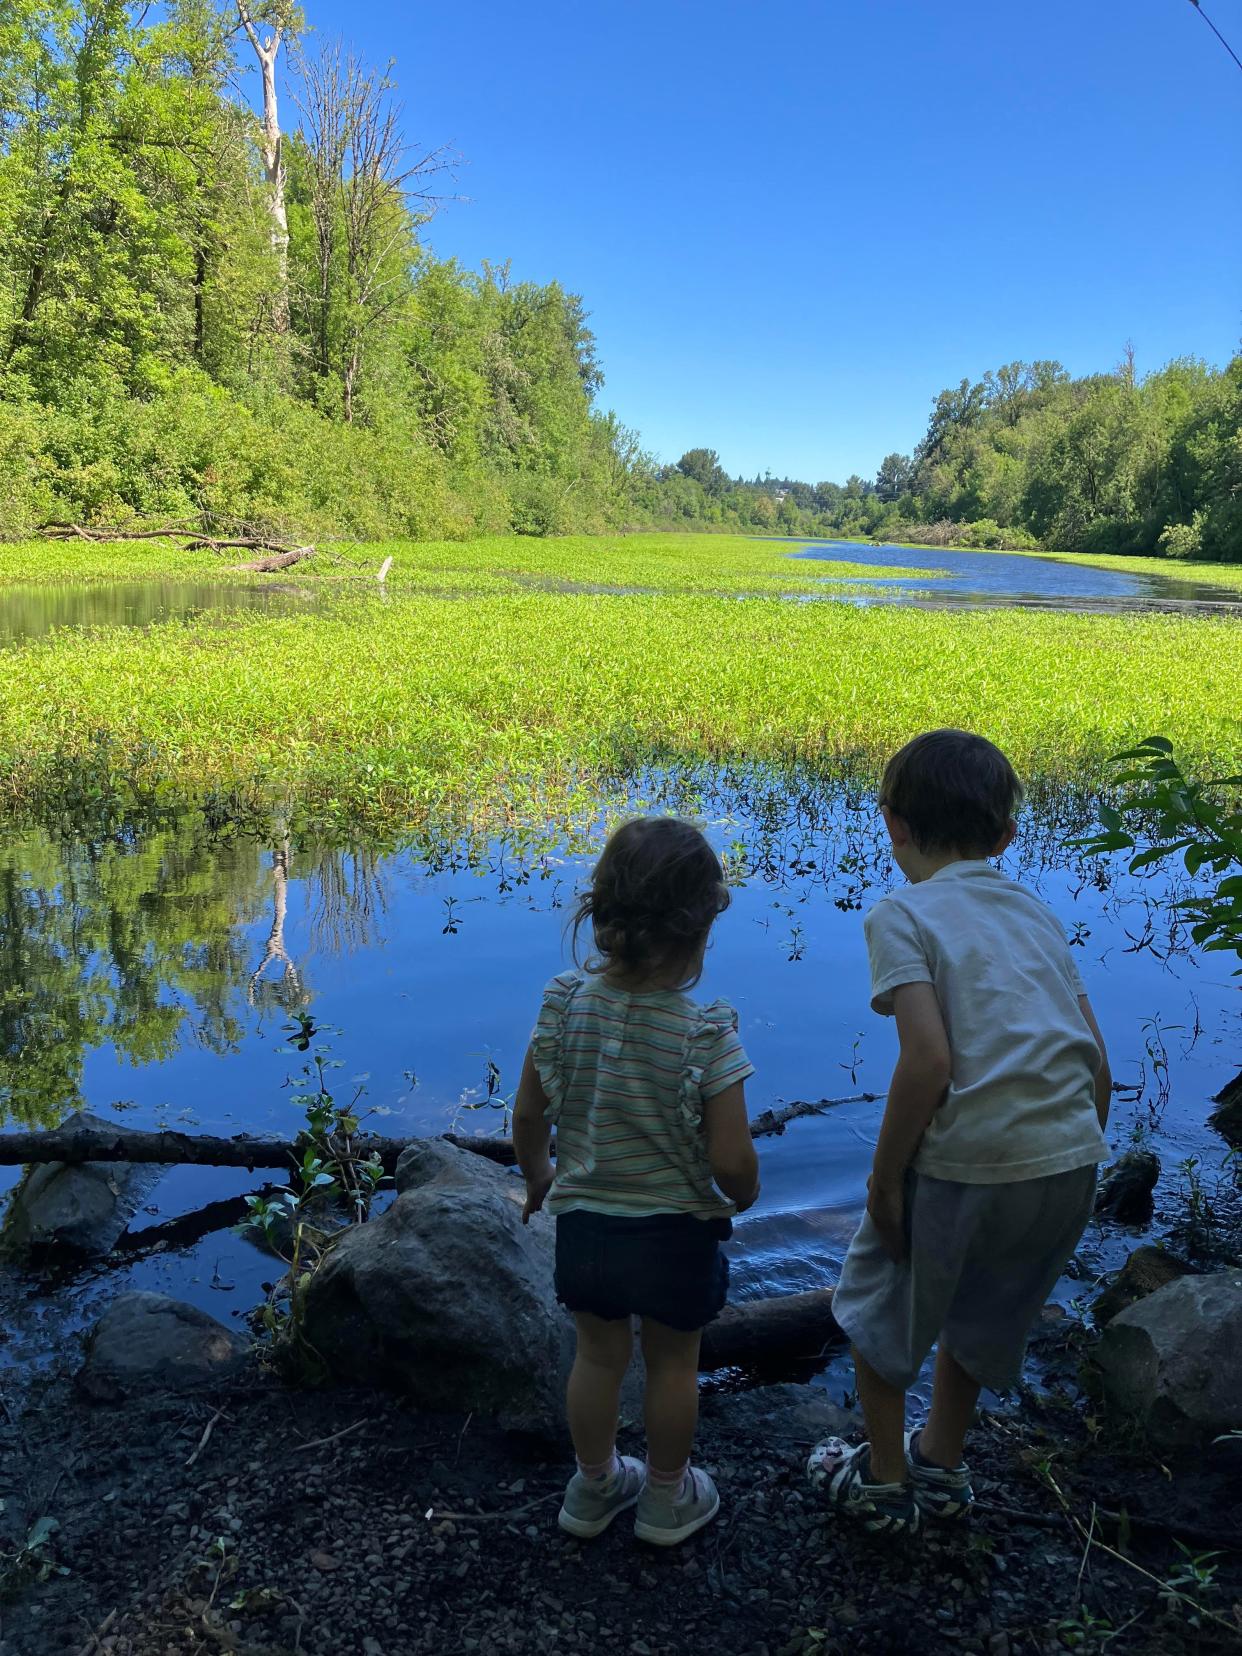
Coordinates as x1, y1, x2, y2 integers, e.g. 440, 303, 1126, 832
676, 448, 727, 495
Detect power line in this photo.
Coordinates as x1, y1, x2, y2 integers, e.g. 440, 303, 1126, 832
1186, 0, 1242, 74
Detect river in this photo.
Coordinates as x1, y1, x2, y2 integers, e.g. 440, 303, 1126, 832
0, 553, 1237, 1403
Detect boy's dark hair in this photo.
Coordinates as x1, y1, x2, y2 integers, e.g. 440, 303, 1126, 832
572, 817, 729, 988
879, 728, 1023, 855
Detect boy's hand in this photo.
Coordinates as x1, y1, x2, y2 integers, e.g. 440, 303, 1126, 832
867, 1176, 907, 1263
522, 1162, 555, 1224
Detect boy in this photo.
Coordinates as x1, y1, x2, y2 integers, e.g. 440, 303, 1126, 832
808, 728, 1111, 1534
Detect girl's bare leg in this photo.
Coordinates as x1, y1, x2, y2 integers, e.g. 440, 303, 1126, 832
567, 1312, 633, 1468
640, 1318, 703, 1474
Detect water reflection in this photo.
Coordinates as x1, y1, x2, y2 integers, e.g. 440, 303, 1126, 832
0, 581, 316, 646
0, 825, 392, 1124
0, 774, 1235, 1364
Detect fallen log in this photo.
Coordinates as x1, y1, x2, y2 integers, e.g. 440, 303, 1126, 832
0, 1092, 884, 1175
36, 521, 315, 573
0, 1124, 409, 1175
235, 547, 313, 572
699, 1288, 840, 1372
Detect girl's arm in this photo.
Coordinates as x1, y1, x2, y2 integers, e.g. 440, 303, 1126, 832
512, 1045, 556, 1223
868, 980, 952, 1260
703, 1080, 760, 1212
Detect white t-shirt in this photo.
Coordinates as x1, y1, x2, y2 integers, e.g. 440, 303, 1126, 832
864, 860, 1109, 1185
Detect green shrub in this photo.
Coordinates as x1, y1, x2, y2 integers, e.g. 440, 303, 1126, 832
1159, 516, 1206, 561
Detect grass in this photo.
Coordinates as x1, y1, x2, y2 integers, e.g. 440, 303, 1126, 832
1019, 549, 1242, 591
0, 534, 1237, 837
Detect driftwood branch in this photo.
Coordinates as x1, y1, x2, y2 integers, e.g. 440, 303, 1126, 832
38, 521, 199, 543
748, 1092, 882, 1137
0, 1094, 884, 1175
444, 1094, 883, 1166
36, 522, 314, 573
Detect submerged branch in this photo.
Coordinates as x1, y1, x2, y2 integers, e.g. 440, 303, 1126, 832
0, 1093, 884, 1174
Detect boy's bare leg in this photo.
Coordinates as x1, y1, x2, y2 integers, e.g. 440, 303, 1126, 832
853, 1346, 908, 1484
567, 1312, 633, 1467
640, 1318, 703, 1472
918, 1343, 981, 1470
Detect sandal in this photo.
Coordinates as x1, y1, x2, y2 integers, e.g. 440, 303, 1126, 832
806, 1437, 920, 1535
905, 1428, 974, 1521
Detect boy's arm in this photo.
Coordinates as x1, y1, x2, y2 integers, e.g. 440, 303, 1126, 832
868, 981, 952, 1262
512, 1045, 556, 1223
1077, 993, 1112, 1130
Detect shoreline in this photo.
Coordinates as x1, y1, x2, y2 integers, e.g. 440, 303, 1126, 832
1, 1360, 1237, 1656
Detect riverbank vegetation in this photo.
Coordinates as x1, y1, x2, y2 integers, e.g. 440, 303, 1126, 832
1, 535, 1237, 837
654, 355, 1242, 561
1, 5, 1237, 562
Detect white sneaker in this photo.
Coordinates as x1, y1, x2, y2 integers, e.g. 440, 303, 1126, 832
633, 1466, 720, 1546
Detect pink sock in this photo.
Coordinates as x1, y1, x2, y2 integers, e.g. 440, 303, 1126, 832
577, 1451, 620, 1482
646, 1459, 689, 1499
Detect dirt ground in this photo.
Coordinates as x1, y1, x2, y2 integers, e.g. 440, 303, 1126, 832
0, 1363, 1238, 1656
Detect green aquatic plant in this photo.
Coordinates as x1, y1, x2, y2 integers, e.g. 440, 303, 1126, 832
0, 539, 1237, 841
243, 1025, 386, 1362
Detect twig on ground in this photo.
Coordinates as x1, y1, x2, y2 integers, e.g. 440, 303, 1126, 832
426, 1492, 559, 1524
185, 1406, 229, 1469
977, 1497, 1240, 1554
1074, 1501, 1098, 1599
1039, 1465, 1238, 1633
455, 1411, 473, 1467
277, 1418, 366, 1458
74, 1608, 117, 1656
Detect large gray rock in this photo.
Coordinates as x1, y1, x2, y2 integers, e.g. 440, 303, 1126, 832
79, 1292, 251, 1402
0, 1113, 166, 1262
301, 1139, 569, 1433
1094, 1271, 1242, 1449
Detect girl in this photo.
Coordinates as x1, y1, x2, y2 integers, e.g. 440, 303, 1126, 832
513, 816, 759, 1547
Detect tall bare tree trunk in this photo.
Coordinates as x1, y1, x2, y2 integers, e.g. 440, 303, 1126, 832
237, 3, 290, 336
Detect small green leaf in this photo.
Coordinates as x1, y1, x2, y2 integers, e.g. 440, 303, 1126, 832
26, 1516, 59, 1551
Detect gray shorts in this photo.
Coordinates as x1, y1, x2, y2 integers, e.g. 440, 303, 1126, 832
832, 1164, 1097, 1392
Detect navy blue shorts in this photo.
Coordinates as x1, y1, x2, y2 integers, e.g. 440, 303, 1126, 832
554, 1209, 732, 1333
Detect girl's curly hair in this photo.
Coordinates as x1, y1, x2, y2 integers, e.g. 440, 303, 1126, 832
571, 817, 729, 989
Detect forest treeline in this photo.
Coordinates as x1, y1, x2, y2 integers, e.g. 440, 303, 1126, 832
2, 2, 1238, 558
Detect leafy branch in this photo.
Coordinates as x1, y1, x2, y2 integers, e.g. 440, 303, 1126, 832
1072, 737, 1242, 969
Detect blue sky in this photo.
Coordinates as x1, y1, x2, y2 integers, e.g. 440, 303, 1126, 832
300, 0, 1241, 482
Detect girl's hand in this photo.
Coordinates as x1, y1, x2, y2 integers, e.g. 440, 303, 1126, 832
866, 1176, 907, 1264
522, 1162, 555, 1224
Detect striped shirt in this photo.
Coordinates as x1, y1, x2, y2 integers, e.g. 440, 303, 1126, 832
532, 970, 754, 1220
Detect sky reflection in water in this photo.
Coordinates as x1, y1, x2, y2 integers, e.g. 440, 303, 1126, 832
0, 776, 1235, 1396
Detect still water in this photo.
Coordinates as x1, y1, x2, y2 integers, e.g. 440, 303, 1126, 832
0, 580, 315, 646
796, 541, 1242, 615
0, 779, 1235, 1394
